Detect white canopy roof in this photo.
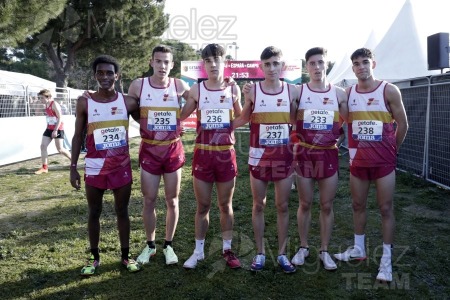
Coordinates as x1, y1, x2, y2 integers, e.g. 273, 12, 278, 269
328, 0, 440, 85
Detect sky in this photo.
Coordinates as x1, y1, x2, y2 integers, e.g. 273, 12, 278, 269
162, 0, 449, 63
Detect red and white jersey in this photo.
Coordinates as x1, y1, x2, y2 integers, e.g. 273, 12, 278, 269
195, 82, 236, 150
139, 77, 182, 144
249, 82, 292, 166
296, 83, 340, 147
348, 81, 397, 167
85, 93, 130, 175
45, 101, 64, 130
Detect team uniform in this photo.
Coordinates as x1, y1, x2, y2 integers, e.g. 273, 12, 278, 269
84, 93, 132, 190
249, 82, 293, 181
193, 82, 238, 182
347, 81, 397, 180
139, 78, 185, 175
295, 83, 340, 179
43, 101, 65, 138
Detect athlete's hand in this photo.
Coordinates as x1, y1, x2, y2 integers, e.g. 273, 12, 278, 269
224, 77, 236, 86
82, 90, 95, 99
243, 81, 254, 94
70, 168, 81, 190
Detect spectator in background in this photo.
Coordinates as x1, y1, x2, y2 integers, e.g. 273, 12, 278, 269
34, 89, 71, 174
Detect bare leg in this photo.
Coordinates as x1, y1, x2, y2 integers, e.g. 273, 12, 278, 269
250, 174, 268, 254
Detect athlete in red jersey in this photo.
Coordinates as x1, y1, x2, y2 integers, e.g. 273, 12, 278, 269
180, 44, 242, 270
233, 46, 299, 273
292, 47, 348, 271
128, 45, 190, 266
70, 55, 141, 275
34, 89, 71, 174
334, 48, 408, 283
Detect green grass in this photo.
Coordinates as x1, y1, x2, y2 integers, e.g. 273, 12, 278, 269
0, 131, 449, 299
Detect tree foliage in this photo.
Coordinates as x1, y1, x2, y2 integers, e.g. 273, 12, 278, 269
14, 0, 169, 87
0, 45, 53, 80
0, 0, 66, 47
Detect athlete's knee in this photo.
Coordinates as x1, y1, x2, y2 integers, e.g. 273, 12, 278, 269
300, 199, 313, 212
88, 207, 102, 220
197, 201, 211, 215
320, 201, 333, 215
114, 201, 129, 217
252, 200, 266, 214
352, 199, 366, 212
275, 200, 289, 214
143, 195, 157, 207
165, 197, 179, 210
379, 201, 394, 218
218, 201, 232, 214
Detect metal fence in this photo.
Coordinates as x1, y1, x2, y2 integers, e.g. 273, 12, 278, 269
395, 73, 450, 189
0, 84, 83, 118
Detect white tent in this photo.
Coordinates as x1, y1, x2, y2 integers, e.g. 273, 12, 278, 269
329, 0, 440, 86
328, 30, 378, 83
0, 70, 56, 89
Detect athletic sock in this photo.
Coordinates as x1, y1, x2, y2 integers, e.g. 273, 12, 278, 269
381, 243, 393, 263
195, 239, 205, 254
354, 234, 365, 252
147, 240, 156, 249
90, 248, 100, 261
164, 240, 172, 249
223, 239, 232, 252
121, 247, 129, 260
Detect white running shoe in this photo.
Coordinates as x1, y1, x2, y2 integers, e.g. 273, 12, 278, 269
376, 261, 393, 282
319, 251, 337, 270
291, 247, 310, 266
163, 245, 178, 265
334, 246, 367, 262
183, 252, 204, 269
136, 245, 156, 265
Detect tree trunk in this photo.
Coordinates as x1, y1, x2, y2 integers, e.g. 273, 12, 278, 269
55, 71, 69, 88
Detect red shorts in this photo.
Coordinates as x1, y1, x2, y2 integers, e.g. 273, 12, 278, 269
350, 165, 395, 181
139, 140, 185, 175
250, 164, 294, 182
295, 147, 338, 179
192, 148, 237, 182
85, 164, 132, 190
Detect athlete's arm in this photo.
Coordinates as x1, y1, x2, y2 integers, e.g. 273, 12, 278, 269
52, 101, 63, 137
127, 78, 143, 101
70, 96, 88, 190
336, 86, 349, 122
232, 84, 242, 118
232, 83, 253, 129
125, 95, 140, 122
386, 83, 408, 151
176, 78, 191, 103
289, 84, 300, 126
180, 83, 199, 121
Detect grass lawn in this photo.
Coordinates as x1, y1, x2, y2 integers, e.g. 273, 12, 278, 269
0, 131, 449, 299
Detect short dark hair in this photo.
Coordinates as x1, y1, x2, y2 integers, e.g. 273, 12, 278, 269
201, 44, 225, 59
92, 55, 120, 73
305, 47, 327, 62
152, 45, 173, 59
260, 46, 283, 60
350, 48, 374, 61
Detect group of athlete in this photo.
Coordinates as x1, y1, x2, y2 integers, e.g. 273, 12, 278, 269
36, 43, 408, 282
